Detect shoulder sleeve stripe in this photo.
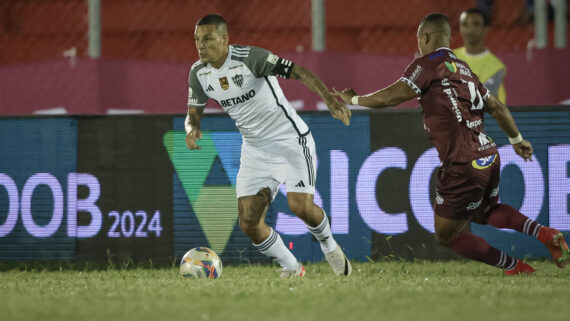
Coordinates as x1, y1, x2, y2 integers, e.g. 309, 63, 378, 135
482, 89, 491, 101
232, 47, 250, 52
233, 49, 250, 53
399, 77, 421, 96
191, 60, 203, 70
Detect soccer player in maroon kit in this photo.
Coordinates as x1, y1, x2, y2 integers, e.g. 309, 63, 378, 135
334, 13, 570, 275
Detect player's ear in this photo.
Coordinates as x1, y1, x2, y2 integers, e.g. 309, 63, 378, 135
422, 32, 430, 45
222, 34, 229, 46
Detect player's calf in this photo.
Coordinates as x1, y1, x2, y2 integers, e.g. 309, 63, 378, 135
238, 188, 272, 242
287, 193, 322, 226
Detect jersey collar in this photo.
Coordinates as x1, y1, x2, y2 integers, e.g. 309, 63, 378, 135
434, 47, 451, 52
208, 46, 231, 70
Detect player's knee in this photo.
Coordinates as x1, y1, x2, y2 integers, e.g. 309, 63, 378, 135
287, 198, 312, 216
238, 189, 270, 233
243, 189, 270, 215
238, 215, 261, 234
252, 187, 271, 210
238, 208, 263, 233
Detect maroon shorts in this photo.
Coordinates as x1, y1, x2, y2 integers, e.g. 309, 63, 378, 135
434, 153, 500, 222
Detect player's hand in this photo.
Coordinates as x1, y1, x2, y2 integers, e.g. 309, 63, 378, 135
512, 140, 533, 161
185, 129, 202, 150
332, 88, 358, 105
326, 97, 351, 126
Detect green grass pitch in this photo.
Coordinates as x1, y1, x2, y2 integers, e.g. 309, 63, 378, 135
1, 260, 568, 321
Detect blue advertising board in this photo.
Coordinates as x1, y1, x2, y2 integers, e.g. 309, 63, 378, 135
0, 118, 77, 260
1, 108, 569, 264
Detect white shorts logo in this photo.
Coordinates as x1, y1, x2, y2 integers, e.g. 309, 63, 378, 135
466, 198, 483, 211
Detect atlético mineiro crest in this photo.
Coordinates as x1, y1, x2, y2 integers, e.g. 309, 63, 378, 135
232, 74, 244, 87
219, 77, 229, 90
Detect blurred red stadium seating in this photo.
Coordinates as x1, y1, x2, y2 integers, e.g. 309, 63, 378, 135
1, 0, 566, 64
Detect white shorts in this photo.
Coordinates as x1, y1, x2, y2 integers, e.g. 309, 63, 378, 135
236, 133, 317, 200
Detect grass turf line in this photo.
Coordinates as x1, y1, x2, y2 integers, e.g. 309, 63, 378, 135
0, 260, 568, 321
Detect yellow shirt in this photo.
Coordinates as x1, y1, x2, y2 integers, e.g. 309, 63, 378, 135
453, 47, 506, 104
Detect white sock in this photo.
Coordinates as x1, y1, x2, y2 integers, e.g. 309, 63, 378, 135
253, 227, 299, 270
307, 211, 338, 254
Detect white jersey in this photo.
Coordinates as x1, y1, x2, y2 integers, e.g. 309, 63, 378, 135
187, 45, 309, 146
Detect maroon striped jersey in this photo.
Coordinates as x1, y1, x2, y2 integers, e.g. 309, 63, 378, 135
400, 48, 498, 165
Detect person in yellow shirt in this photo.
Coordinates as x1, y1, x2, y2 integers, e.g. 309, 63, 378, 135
454, 8, 507, 104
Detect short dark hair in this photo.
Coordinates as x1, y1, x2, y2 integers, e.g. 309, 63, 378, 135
197, 14, 227, 27
462, 8, 490, 26
420, 13, 451, 34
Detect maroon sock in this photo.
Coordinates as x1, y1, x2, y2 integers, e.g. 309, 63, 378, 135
486, 204, 543, 237
446, 230, 517, 270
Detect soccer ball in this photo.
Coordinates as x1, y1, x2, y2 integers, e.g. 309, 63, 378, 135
180, 247, 223, 279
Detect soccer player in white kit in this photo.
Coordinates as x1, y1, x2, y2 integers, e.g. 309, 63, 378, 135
185, 14, 352, 277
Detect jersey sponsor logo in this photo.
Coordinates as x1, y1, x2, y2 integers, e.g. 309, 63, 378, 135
229, 64, 244, 71
441, 77, 450, 87
219, 89, 256, 108
454, 62, 473, 78
188, 98, 199, 105
477, 142, 496, 152
443, 88, 462, 122
267, 54, 279, 64
231, 74, 244, 87
219, 77, 229, 90
445, 61, 458, 73
188, 87, 193, 97
466, 119, 482, 128
476, 133, 496, 152
408, 65, 423, 83
471, 154, 496, 169
466, 198, 483, 211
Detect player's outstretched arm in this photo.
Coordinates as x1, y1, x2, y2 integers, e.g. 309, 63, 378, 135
333, 80, 416, 109
290, 64, 351, 126
484, 94, 533, 161
185, 107, 203, 150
